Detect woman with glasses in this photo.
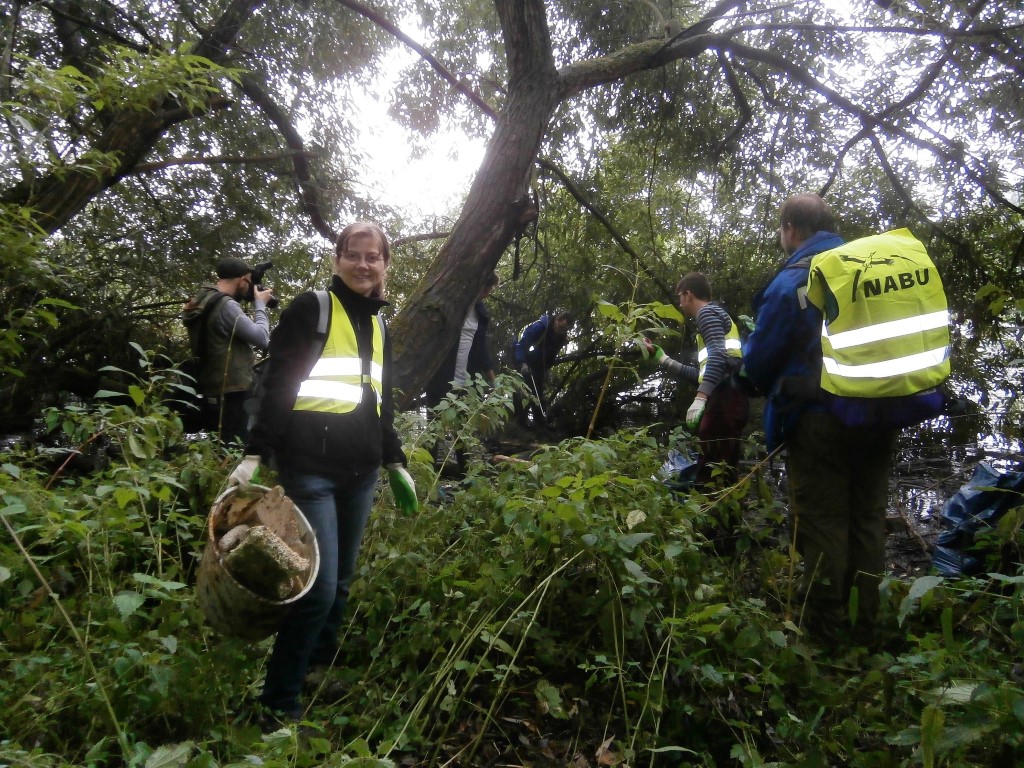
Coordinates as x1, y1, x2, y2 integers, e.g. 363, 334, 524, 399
228, 221, 417, 727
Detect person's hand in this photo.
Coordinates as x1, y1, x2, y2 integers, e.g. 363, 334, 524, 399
387, 464, 418, 516
685, 397, 707, 431
519, 363, 532, 379
738, 314, 755, 333
253, 285, 274, 306
641, 338, 666, 364
228, 455, 261, 487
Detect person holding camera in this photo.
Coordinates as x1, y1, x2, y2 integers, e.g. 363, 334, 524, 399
182, 256, 273, 444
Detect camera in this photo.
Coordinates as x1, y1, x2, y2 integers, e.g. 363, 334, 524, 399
248, 261, 279, 309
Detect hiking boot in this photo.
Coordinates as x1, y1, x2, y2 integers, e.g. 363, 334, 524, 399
232, 701, 301, 733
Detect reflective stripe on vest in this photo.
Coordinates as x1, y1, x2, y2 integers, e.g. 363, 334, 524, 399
806, 228, 950, 398
294, 293, 384, 414
696, 321, 743, 383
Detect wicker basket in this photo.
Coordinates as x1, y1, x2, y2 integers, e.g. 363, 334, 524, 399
196, 484, 320, 641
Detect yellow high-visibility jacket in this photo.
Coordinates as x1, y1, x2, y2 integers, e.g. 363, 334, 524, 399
696, 319, 743, 384
293, 292, 384, 415
805, 228, 950, 398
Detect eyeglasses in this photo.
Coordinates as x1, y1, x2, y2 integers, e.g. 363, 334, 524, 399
339, 250, 384, 265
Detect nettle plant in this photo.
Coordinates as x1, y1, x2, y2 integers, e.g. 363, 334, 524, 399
2, 342, 1022, 768
0, 346, 250, 765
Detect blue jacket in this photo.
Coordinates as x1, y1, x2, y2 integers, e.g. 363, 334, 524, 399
743, 231, 844, 452
515, 314, 566, 370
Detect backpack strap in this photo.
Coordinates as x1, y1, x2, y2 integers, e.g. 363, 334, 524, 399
313, 288, 385, 342
314, 290, 330, 340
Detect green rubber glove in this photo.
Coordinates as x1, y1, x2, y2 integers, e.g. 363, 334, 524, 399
738, 314, 756, 334
642, 338, 666, 364
387, 464, 418, 516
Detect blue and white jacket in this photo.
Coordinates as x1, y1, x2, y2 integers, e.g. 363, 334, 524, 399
743, 231, 844, 452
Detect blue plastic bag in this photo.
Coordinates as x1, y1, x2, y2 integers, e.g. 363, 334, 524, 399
931, 462, 1024, 577
658, 448, 699, 495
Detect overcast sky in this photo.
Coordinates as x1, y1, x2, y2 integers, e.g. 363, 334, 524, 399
353, 44, 488, 221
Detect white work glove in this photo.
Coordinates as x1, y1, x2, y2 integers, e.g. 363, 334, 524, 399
386, 463, 418, 516
227, 454, 261, 487
685, 397, 707, 431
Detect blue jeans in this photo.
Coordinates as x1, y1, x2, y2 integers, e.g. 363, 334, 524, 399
259, 467, 378, 716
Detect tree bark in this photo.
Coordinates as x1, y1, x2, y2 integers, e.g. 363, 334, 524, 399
389, 0, 559, 408
389, 0, 743, 407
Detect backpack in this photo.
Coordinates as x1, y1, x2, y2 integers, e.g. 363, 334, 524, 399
803, 228, 951, 428
172, 291, 229, 430
244, 290, 387, 433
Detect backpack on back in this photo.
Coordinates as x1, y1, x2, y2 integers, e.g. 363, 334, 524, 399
172, 291, 229, 430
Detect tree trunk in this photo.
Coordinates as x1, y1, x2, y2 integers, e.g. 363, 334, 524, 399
389, 0, 560, 409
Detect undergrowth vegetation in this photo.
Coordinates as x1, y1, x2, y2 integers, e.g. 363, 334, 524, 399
1, 359, 1022, 767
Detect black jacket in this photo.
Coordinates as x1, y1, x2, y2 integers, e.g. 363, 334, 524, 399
247, 275, 406, 478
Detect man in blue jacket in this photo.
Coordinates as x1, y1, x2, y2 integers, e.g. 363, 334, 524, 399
743, 193, 899, 647
514, 310, 574, 428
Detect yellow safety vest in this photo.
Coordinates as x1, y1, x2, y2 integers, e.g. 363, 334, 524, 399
696, 319, 743, 383
805, 228, 950, 398
293, 293, 384, 414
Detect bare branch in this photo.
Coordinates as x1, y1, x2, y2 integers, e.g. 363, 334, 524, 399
392, 231, 452, 248
537, 157, 673, 297
333, 0, 498, 121
237, 71, 337, 243
715, 51, 751, 154
130, 150, 321, 174
711, 36, 1024, 216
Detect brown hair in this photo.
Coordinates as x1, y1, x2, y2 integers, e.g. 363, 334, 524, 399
674, 272, 712, 301
334, 221, 391, 299
780, 194, 835, 239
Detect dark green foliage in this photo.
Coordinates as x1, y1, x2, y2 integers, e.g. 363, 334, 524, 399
2, 358, 1022, 766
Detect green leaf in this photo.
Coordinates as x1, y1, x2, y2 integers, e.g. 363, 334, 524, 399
114, 591, 146, 620
988, 572, 1024, 584
84, 738, 112, 764
128, 384, 145, 406
647, 746, 700, 755
616, 532, 654, 552
595, 300, 624, 321
144, 741, 194, 768
114, 486, 136, 509
898, 575, 943, 625
128, 434, 147, 458
535, 679, 568, 719
652, 303, 683, 321
133, 573, 187, 591
941, 605, 954, 648
623, 558, 658, 584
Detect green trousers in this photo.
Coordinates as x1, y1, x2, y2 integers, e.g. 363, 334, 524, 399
786, 410, 899, 644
